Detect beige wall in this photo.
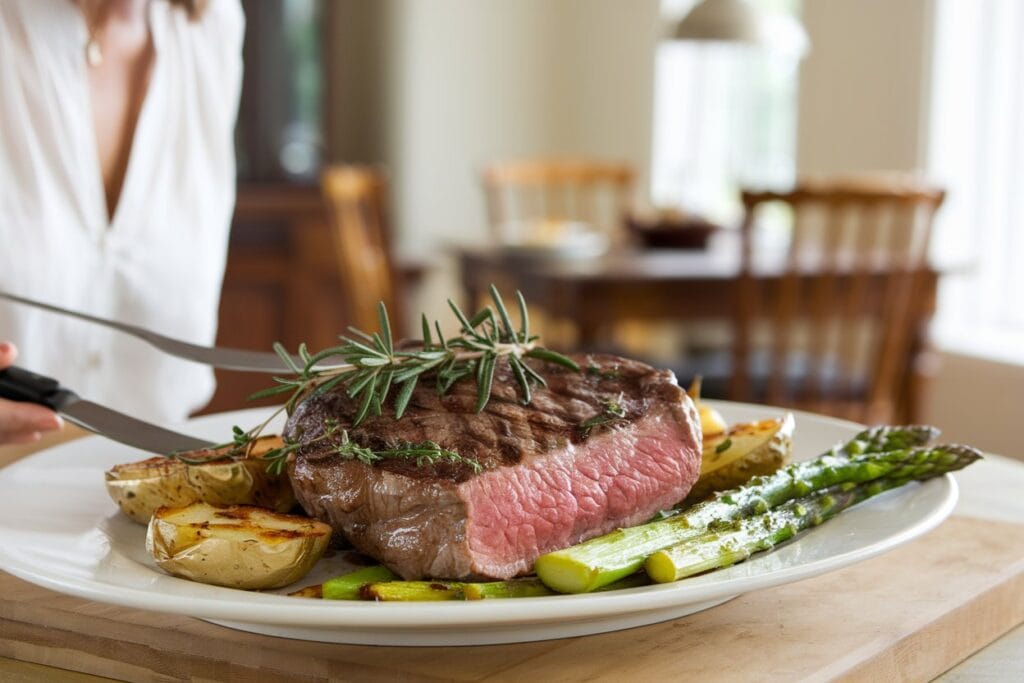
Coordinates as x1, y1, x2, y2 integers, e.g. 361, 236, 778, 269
797, 0, 933, 174
381, 0, 661, 257
924, 352, 1024, 461
332, 0, 661, 323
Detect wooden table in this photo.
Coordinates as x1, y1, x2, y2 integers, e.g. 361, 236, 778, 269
458, 236, 941, 422
460, 235, 939, 343
0, 431, 1022, 681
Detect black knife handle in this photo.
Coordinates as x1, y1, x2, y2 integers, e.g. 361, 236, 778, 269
0, 366, 79, 411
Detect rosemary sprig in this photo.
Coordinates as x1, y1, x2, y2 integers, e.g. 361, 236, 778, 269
170, 286, 577, 473
251, 285, 578, 426
579, 398, 628, 438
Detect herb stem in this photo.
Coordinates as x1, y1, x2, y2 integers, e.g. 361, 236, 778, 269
184, 286, 579, 473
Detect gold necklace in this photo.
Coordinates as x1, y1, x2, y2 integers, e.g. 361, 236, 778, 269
83, 6, 104, 67
85, 33, 103, 67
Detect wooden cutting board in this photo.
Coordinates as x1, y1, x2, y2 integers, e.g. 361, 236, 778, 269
1, 514, 1022, 682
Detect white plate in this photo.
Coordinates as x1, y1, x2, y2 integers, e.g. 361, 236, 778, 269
0, 402, 957, 646
498, 220, 610, 260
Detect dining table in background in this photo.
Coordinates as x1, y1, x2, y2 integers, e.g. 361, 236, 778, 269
458, 231, 943, 423
0, 428, 1021, 681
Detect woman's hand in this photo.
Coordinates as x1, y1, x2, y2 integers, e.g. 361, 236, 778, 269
0, 343, 63, 445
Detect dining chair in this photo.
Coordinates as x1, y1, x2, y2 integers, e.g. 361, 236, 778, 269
320, 164, 402, 336
481, 159, 636, 243
729, 175, 946, 423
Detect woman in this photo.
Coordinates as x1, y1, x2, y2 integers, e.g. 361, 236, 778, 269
0, 0, 243, 444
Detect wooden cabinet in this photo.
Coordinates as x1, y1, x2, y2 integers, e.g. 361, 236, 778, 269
201, 182, 425, 415
200, 184, 351, 415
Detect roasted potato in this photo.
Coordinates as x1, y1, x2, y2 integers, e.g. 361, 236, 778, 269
146, 502, 332, 590
105, 435, 295, 524
686, 377, 728, 438
697, 403, 728, 439
685, 413, 795, 503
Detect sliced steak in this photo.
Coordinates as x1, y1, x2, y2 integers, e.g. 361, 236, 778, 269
285, 353, 701, 580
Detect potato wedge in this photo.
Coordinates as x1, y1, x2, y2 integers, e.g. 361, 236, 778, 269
146, 502, 332, 590
685, 413, 795, 503
105, 436, 295, 524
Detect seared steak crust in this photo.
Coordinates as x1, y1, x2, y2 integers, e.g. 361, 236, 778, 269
285, 353, 701, 579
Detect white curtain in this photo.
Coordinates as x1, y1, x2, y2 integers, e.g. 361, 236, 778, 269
928, 0, 1024, 362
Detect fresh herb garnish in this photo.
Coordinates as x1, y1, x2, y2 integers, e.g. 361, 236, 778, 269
579, 398, 628, 438
713, 438, 733, 459
251, 284, 578, 425
193, 419, 483, 476
333, 429, 482, 473
586, 363, 621, 380
170, 425, 252, 465
170, 286, 575, 473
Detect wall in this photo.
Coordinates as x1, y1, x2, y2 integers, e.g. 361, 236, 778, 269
329, 0, 662, 323
797, 0, 933, 174
382, 0, 661, 257
924, 352, 1024, 461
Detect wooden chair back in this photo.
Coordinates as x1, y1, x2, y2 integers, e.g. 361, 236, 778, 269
320, 165, 401, 335
481, 159, 636, 242
732, 175, 946, 423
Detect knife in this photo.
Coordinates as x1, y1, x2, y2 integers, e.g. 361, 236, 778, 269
0, 290, 306, 373
0, 366, 216, 454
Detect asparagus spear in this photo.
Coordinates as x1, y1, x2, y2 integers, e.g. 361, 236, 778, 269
834, 425, 939, 457
363, 574, 653, 601
363, 580, 469, 601
368, 578, 556, 601
362, 578, 555, 601
645, 444, 980, 582
535, 431, 945, 594
337, 571, 652, 601
322, 565, 398, 600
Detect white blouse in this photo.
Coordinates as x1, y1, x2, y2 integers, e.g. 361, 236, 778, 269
0, 0, 243, 423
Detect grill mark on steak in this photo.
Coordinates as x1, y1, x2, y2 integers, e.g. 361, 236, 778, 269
285, 353, 701, 579
288, 354, 657, 480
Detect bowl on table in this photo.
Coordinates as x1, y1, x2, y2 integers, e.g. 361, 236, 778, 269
626, 211, 719, 250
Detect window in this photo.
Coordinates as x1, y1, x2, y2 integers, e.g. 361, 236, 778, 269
236, 0, 325, 182
927, 0, 1024, 364
650, 0, 801, 226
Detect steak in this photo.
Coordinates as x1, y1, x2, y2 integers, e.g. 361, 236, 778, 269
285, 353, 701, 580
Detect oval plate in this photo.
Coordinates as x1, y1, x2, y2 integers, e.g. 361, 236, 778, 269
0, 402, 956, 646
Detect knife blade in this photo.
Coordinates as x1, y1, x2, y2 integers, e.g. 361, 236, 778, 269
0, 290, 307, 373
0, 366, 216, 454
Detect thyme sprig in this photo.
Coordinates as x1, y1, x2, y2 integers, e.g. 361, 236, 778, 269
579, 398, 628, 438
332, 428, 482, 473
185, 420, 484, 476
170, 425, 275, 466
258, 420, 481, 475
